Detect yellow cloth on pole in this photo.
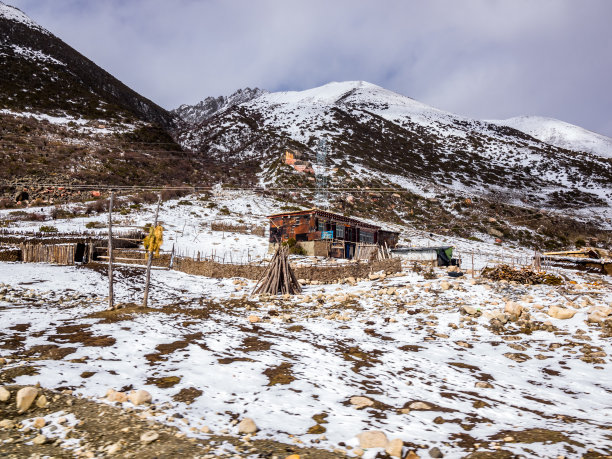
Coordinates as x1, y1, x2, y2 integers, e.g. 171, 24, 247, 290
143, 225, 163, 258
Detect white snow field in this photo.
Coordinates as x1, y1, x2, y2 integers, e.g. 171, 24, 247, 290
1, 193, 611, 458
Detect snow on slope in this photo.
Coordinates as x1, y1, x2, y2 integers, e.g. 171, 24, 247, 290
248, 80, 462, 133
0, 1, 48, 33
489, 116, 612, 159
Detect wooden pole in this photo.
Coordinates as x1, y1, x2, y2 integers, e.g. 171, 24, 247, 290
142, 194, 161, 308
471, 251, 474, 278
108, 191, 115, 310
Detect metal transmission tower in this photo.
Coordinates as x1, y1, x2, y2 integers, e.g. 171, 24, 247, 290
315, 138, 329, 208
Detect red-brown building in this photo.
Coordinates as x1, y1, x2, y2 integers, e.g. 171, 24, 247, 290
267, 208, 399, 258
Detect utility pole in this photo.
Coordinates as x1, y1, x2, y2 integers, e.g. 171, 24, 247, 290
107, 191, 114, 310
142, 194, 162, 308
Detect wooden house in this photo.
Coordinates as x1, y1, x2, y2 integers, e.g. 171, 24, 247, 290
267, 208, 399, 259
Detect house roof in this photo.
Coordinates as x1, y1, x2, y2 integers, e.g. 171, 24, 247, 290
267, 208, 381, 230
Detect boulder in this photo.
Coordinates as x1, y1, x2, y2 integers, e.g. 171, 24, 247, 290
248, 315, 261, 324
547, 306, 577, 320
0, 387, 9, 402
440, 281, 452, 291
461, 306, 478, 316
504, 301, 523, 317
357, 430, 388, 448
409, 401, 432, 410
36, 394, 47, 408
33, 417, 46, 429
140, 431, 159, 444
237, 417, 257, 434
32, 434, 47, 445
475, 381, 493, 388
350, 396, 374, 409
16, 387, 38, 413
0, 419, 15, 429
106, 389, 128, 403
385, 438, 404, 457
128, 389, 152, 406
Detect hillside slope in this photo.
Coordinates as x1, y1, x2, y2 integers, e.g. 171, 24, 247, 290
0, 2, 213, 190
488, 116, 612, 159
174, 81, 612, 248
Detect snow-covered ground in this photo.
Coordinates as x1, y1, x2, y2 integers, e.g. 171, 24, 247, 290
1, 259, 611, 458
1, 191, 611, 458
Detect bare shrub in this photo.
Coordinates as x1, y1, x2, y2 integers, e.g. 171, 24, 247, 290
86, 199, 109, 214
211, 221, 249, 233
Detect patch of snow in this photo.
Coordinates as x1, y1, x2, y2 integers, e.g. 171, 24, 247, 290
489, 116, 612, 159
0, 2, 49, 34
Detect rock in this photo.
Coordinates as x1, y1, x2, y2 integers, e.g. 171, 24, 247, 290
547, 306, 577, 320
33, 417, 46, 429
440, 281, 452, 291
475, 381, 493, 388
350, 396, 374, 409
237, 417, 257, 434
409, 401, 432, 410
385, 438, 403, 457
484, 310, 508, 324
128, 389, 152, 406
406, 451, 421, 459
140, 431, 159, 444
357, 430, 388, 448
0, 387, 10, 402
107, 442, 122, 454
353, 448, 364, 457
504, 301, 523, 317
106, 389, 128, 403
200, 425, 211, 433
248, 315, 261, 323
36, 394, 47, 408
32, 434, 48, 445
0, 419, 15, 429
16, 387, 38, 412
461, 306, 478, 316
429, 447, 444, 458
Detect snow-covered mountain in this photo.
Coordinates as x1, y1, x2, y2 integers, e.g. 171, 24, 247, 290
0, 1, 172, 127
488, 116, 612, 159
174, 81, 612, 217
172, 87, 266, 125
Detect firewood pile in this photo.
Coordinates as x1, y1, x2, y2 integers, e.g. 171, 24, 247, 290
481, 264, 562, 285
252, 246, 302, 295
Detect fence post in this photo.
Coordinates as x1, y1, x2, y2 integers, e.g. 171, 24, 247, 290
143, 194, 162, 308
471, 251, 474, 278
108, 191, 115, 310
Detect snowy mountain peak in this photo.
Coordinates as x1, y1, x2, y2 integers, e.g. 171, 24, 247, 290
172, 87, 266, 125
0, 2, 48, 34
489, 115, 612, 159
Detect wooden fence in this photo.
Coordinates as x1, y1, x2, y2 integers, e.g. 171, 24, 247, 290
20, 243, 77, 265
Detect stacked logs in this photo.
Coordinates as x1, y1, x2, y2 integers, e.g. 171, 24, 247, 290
253, 246, 302, 295
481, 264, 562, 285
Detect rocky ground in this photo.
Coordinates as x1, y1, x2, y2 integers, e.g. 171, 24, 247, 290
1, 260, 611, 458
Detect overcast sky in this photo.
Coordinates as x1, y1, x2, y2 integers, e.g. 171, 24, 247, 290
9, 0, 612, 136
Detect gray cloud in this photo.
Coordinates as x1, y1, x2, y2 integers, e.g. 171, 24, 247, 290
8, 0, 612, 136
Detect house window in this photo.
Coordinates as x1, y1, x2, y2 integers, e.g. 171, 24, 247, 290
318, 220, 326, 232
360, 230, 374, 243
336, 225, 345, 238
